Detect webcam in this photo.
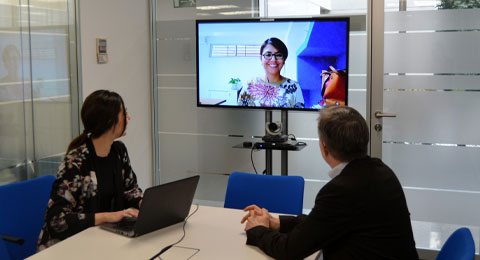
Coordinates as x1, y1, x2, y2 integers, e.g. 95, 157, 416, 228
265, 121, 282, 136
263, 121, 288, 142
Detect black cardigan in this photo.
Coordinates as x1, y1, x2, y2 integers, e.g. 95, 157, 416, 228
246, 156, 419, 260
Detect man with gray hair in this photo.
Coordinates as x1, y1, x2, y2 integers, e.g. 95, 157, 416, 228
241, 106, 418, 260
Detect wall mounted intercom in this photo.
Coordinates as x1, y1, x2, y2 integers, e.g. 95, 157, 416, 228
96, 38, 108, 64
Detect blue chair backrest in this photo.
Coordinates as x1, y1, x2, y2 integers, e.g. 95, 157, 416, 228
0, 239, 11, 260
0, 175, 55, 260
436, 227, 475, 260
224, 172, 304, 215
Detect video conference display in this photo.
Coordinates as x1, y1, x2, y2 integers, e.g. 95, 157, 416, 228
196, 18, 349, 111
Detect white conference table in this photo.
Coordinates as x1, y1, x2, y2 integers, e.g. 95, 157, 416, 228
27, 204, 480, 260
27, 205, 318, 260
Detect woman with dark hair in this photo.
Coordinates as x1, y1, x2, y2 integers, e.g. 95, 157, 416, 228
37, 90, 143, 251
238, 37, 304, 108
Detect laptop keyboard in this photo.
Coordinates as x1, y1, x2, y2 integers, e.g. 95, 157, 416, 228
117, 218, 136, 229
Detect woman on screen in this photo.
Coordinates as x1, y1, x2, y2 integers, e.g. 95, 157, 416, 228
237, 37, 304, 108
37, 90, 143, 251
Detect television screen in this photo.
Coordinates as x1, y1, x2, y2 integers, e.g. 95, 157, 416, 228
196, 17, 349, 111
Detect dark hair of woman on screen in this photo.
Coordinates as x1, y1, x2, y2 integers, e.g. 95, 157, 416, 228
37, 89, 143, 251
237, 37, 304, 108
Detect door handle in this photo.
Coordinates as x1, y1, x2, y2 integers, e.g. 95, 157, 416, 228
374, 111, 396, 118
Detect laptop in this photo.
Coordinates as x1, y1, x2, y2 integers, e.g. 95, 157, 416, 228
100, 175, 200, 237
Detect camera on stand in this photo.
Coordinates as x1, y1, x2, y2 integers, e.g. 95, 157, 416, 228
262, 121, 288, 143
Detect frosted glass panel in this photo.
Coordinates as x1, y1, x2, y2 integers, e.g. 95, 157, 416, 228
159, 170, 229, 204
0, 3, 30, 183
349, 34, 367, 74
287, 139, 330, 180
384, 31, 480, 73
159, 134, 262, 175
157, 21, 196, 75
385, 9, 480, 31
265, 0, 367, 16
0, 101, 27, 173
383, 91, 480, 144
158, 88, 266, 135
30, 0, 72, 161
158, 75, 196, 88
303, 180, 328, 210
347, 88, 367, 116
404, 187, 480, 226
383, 6, 480, 227
34, 97, 72, 159
384, 75, 480, 90
383, 143, 480, 191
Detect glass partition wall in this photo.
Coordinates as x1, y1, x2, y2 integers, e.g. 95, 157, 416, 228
379, 0, 480, 227
0, 0, 79, 184
153, 0, 367, 209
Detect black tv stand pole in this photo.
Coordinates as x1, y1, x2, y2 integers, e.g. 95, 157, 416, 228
265, 110, 273, 175
264, 110, 289, 176
281, 110, 288, 176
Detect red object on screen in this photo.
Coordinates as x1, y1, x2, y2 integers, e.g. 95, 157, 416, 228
320, 69, 346, 106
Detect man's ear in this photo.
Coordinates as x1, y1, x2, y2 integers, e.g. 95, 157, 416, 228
322, 142, 328, 155
319, 141, 328, 157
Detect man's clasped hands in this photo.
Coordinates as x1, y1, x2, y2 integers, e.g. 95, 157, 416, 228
241, 205, 281, 232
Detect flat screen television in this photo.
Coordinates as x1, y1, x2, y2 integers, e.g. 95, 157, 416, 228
196, 17, 349, 111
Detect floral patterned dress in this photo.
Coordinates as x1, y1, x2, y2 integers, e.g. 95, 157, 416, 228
237, 77, 304, 108
37, 139, 143, 251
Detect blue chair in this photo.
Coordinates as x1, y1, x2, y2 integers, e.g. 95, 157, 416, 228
224, 172, 305, 215
0, 175, 56, 260
0, 239, 11, 260
436, 227, 475, 260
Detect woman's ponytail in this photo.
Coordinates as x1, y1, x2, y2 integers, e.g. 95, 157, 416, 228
66, 131, 89, 154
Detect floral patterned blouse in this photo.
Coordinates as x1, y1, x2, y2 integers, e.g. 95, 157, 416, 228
37, 139, 142, 251
237, 77, 304, 108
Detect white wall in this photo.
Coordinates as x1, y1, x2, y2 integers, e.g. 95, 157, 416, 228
79, 0, 152, 190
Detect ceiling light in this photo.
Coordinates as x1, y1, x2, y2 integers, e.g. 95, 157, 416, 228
219, 10, 259, 15
197, 5, 238, 10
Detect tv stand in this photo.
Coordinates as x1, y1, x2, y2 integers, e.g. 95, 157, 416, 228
232, 110, 307, 176
265, 110, 291, 175
267, 110, 294, 175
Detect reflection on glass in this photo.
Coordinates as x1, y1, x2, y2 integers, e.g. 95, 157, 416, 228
429, 231, 441, 249
0, 0, 75, 184
0, 43, 28, 183
0, 44, 23, 101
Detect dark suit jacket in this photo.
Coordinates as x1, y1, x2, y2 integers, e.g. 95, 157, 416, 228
246, 156, 418, 260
